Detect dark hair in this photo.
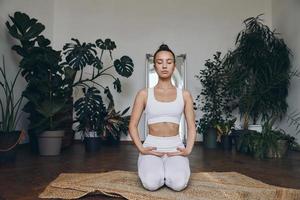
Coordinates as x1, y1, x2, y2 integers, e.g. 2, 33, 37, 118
153, 44, 176, 62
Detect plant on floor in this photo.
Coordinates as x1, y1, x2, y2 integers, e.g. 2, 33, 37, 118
237, 116, 298, 159
74, 87, 107, 138
61, 37, 134, 142
6, 11, 134, 152
102, 88, 130, 144
223, 14, 293, 129
0, 56, 25, 162
0, 56, 23, 133
194, 51, 235, 148
6, 12, 72, 135
194, 51, 234, 135
214, 118, 237, 142
6, 11, 75, 155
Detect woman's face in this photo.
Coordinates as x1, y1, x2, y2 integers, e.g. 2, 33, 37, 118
154, 51, 176, 78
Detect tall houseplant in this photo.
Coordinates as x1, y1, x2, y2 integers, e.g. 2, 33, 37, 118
0, 56, 24, 162
223, 14, 292, 129
6, 12, 72, 155
194, 51, 234, 148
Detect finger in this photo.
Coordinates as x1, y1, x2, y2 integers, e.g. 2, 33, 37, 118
167, 152, 182, 157
151, 151, 165, 157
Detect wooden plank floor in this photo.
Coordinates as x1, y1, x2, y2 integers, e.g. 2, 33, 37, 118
0, 142, 300, 200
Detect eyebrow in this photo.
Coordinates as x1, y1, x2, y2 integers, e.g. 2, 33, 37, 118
155, 58, 174, 61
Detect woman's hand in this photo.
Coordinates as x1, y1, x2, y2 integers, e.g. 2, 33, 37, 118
166, 147, 191, 157
140, 146, 166, 157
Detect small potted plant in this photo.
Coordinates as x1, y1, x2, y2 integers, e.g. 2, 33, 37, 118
0, 56, 25, 162
214, 118, 237, 150
101, 88, 130, 145
74, 87, 107, 152
236, 116, 298, 159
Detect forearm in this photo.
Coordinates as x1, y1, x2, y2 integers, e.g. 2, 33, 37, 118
129, 126, 143, 152
185, 130, 196, 153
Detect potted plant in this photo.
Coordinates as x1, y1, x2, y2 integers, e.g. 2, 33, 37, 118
0, 56, 25, 162
74, 87, 107, 152
101, 88, 130, 145
223, 14, 292, 130
61, 37, 134, 147
194, 51, 234, 149
214, 118, 237, 150
6, 12, 72, 155
237, 116, 298, 159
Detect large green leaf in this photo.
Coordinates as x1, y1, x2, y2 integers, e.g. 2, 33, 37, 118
6, 11, 45, 41
63, 38, 97, 70
113, 56, 134, 78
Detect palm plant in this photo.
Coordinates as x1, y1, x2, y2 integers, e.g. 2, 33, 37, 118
224, 14, 292, 129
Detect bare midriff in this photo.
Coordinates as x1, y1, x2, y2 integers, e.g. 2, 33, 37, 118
148, 122, 179, 137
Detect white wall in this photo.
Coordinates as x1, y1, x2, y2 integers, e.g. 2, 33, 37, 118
52, 0, 273, 141
272, 0, 300, 142
1, 0, 276, 142
0, 0, 54, 142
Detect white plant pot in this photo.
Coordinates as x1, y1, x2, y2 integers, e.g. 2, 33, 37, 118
38, 130, 65, 156
248, 124, 262, 133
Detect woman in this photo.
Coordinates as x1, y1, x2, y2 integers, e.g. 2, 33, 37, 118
129, 44, 196, 191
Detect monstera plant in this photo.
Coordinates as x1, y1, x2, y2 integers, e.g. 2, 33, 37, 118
6, 11, 134, 153
61, 33, 134, 148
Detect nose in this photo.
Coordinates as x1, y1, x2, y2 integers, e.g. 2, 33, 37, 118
162, 62, 167, 68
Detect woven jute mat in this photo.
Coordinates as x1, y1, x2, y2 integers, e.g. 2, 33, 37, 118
39, 170, 300, 200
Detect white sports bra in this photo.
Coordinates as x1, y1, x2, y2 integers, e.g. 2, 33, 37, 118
145, 87, 184, 125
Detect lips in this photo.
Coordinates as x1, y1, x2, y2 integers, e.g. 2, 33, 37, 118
162, 71, 168, 73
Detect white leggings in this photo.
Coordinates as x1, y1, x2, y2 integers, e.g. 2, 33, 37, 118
138, 134, 190, 191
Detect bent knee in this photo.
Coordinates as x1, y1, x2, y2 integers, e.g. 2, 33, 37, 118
140, 173, 164, 191
165, 174, 190, 191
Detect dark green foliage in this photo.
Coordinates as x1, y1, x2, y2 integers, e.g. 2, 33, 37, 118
6, 11, 71, 134
7, 11, 135, 140
74, 87, 106, 133
195, 51, 234, 134
224, 14, 292, 127
0, 56, 23, 133
237, 117, 298, 159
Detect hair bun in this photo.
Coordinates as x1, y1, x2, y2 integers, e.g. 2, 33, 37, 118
159, 44, 170, 51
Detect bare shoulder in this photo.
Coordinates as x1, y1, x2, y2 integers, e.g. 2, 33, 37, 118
135, 87, 148, 103
182, 89, 193, 101
137, 87, 147, 98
